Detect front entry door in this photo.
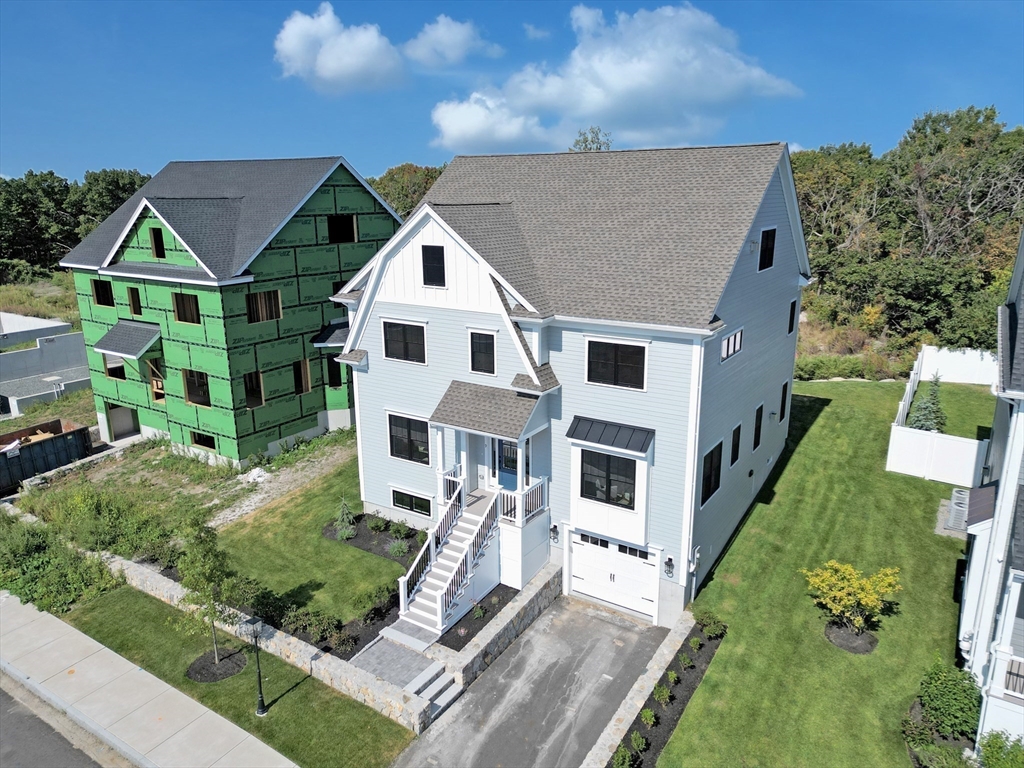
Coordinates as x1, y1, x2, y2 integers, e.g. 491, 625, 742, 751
497, 439, 518, 490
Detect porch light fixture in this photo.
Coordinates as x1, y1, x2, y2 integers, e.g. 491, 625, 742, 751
664, 557, 674, 577
549, 525, 559, 543
243, 616, 269, 717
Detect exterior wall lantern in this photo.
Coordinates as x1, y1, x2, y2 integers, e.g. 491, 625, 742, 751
549, 524, 559, 543
664, 557, 674, 577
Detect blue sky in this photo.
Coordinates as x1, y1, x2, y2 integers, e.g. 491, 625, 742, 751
1, 0, 1021, 181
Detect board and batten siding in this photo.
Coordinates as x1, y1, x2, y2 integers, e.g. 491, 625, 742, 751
690, 168, 803, 589
543, 323, 695, 586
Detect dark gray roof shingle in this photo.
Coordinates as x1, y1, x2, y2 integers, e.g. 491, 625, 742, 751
512, 364, 559, 392
430, 381, 540, 440
60, 157, 343, 280
566, 416, 655, 453
92, 320, 161, 359
422, 144, 788, 329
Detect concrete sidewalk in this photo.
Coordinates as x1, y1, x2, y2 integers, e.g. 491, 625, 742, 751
0, 591, 296, 768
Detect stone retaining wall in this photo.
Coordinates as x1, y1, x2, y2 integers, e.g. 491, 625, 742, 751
106, 556, 432, 733
425, 563, 562, 688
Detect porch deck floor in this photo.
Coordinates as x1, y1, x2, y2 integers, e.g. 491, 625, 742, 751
463, 489, 495, 516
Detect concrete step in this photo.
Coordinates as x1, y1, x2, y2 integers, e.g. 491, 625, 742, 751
420, 671, 454, 702
380, 622, 439, 653
399, 611, 440, 634
403, 661, 446, 695
430, 682, 463, 721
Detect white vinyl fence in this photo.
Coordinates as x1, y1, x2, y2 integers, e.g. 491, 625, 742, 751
885, 346, 994, 487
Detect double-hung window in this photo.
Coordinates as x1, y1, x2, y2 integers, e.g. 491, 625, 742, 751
587, 341, 645, 389
470, 332, 495, 374
701, 442, 723, 506
580, 449, 636, 509
383, 322, 426, 363
758, 228, 776, 271
389, 415, 429, 464
721, 329, 742, 361
422, 245, 445, 287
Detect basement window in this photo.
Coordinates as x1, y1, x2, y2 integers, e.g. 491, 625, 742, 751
173, 292, 201, 325
150, 227, 166, 259
393, 490, 430, 516
243, 371, 264, 409
246, 290, 281, 324
327, 214, 357, 244
183, 368, 211, 407
128, 287, 143, 316
191, 431, 216, 450
104, 354, 126, 380
92, 280, 115, 307
293, 360, 311, 395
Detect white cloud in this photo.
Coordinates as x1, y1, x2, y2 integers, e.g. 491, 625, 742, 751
788, 142, 806, 153
523, 23, 550, 40
403, 15, 502, 68
274, 2, 403, 92
431, 3, 800, 152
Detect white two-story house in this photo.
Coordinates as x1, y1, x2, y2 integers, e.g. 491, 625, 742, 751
958, 230, 1024, 741
329, 144, 811, 634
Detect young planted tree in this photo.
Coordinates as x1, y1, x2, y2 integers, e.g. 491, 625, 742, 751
800, 560, 901, 634
908, 373, 947, 433
176, 512, 233, 663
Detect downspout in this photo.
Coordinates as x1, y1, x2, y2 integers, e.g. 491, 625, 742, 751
681, 336, 706, 605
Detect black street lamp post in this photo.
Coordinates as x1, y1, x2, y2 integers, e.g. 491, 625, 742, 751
244, 616, 268, 717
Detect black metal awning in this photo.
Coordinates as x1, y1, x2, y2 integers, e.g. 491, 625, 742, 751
566, 416, 655, 453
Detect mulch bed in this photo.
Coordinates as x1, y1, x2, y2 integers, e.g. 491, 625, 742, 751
186, 647, 247, 682
323, 514, 420, 569
607, 622, 723, 768
904, 699, 975, 768
825, 623, 878, 654
436, 584, 520, 652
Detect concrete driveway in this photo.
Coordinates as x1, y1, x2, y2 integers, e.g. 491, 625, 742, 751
394, 597, 668, 768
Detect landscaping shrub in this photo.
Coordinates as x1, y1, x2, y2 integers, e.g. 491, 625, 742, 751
612, 744, 635, 768
354, 583, 398, 624
283, 606, 341, 644
337, 497, 355, 527
794, 354, 867, 381
223, 575, 288, 627
640, 708, 656, 729
800, 559, 902, 634
472, 604, 486, 620
328, 628, 357, 655
901, 716, 934, 750
391, 521, 411, 539
678, 652, 693, 669
630, 730, 648, 754
367, 516, 389, 534
416, 529, 428, 548
689, 636, 702, 651
918, 658, 981, 740
908, 373, 948, 433
0, 515, 118, 613
667, 670, 679, 685
335, 523, 356, 540
978, 730, 1024, 768
703, 619, 727, 639
914, 745, 975, 768
387, 539, 410, 558
693, 608, 728, 639
653, 683, 671, 708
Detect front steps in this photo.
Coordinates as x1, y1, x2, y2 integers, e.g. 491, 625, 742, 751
403, 660, 462, 720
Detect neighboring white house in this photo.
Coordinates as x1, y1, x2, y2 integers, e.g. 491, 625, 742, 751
331, 144, 810, 634
958, 230, 1024, 740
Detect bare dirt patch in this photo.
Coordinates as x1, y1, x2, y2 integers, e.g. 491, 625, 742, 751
825, 623, 878, 654
186, 648, 247, 683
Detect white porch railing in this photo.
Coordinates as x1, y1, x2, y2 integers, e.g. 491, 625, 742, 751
398, 470, 464, 615
440, 464, 462, 504
434, 476, 464, 551
437, 490, 501, 629
498, 476, 548, 527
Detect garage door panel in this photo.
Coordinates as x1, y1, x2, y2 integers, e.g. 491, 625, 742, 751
571, 538, 656, 616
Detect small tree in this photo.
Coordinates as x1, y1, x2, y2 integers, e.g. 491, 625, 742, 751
176, 512, 233, 663
978, 730, 1024, 768
800, 560, 901, 634
908, 373, 947, 433
919, 658, 981, 740
570, 126, 612, 152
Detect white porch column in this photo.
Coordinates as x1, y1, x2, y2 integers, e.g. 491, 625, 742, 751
435, 426, 446, 502
459, 431, 468, 478
516, 439, 526, 527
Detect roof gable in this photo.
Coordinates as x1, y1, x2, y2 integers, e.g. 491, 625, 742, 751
420, 144, 801, 329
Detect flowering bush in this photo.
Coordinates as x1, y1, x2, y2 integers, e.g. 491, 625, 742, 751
800, 560, 901, 634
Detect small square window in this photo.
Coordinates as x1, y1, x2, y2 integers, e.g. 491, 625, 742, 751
758, 229, 776, 271
173, 293, 201, 324
383, 322, 426, 363
470, 332, 495, 374
150, 227, 166, 259
92, 280, 115, 307
246, 291, 281, 324
327, 215, 357, 244
104, 354, 126, 380
191, 431, 216, 450
389, 415, 429, 464
183, 368, 211, 407
587, 340, 645, 389
128, 287, 143, 316
422, 245, 445, 287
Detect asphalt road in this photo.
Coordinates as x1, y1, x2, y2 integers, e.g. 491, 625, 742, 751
0, 687, 100, 768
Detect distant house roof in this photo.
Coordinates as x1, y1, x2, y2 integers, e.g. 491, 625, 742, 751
60, 157, 393, 282
93, 320, 161, 359
420, 144, 799, 329
430, 381, 540, 441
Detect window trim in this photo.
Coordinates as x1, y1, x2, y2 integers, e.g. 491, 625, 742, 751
753, 403, 764, 451
127, 286, 143, 316
386, 411, 431, 466
700, 441, 723, 507
390, 487, 433, 517
580, 448, 637, 511
584, 335, 649, 392
730, 422, 742, 467
720, 328, 743, 363
172, 292, 202, 325
467, 329, 497, 377
190, 430, 216, 451
788, 299, 798, 335
757, 227, 777, 272
381, 318, 428, 366
92, 279, 115, 308
421, 244, 446, 288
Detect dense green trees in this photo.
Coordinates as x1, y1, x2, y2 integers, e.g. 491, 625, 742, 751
366, 162, 445, 219
0, 168, 149, 282
793, 107, 1023, 351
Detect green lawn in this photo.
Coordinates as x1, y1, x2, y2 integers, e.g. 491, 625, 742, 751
219, 459, 404, 622
65, 586, 413, 768
910, 381, 994, 440
659, 382, 964, 768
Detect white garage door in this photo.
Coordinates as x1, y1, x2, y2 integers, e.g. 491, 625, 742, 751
570, 533, 657, 616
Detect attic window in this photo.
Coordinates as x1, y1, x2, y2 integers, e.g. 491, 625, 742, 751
758, 228, 776, 271
422, 245, 445, 287
150, 227, 166, 259
327, 215, 357, 244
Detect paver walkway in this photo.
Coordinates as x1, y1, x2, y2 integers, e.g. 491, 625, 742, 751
0, 591, 295, 768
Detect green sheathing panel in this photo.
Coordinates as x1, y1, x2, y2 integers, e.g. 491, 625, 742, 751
115, 208, 198, 268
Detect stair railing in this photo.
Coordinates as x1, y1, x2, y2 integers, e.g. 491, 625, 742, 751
437, 492, 501, 629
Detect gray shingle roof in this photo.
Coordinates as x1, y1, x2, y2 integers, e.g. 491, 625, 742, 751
60, 157, 343, 280
92, 320, 161, 359
512, 364, 559, 392
0, 367, 91, 399
422, 144, 788, 329
100, 261, 216, 283
337, 349, 367, 364
312, 324, 351, 347
430, 381, 540, 441
566, 416, 655, 453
